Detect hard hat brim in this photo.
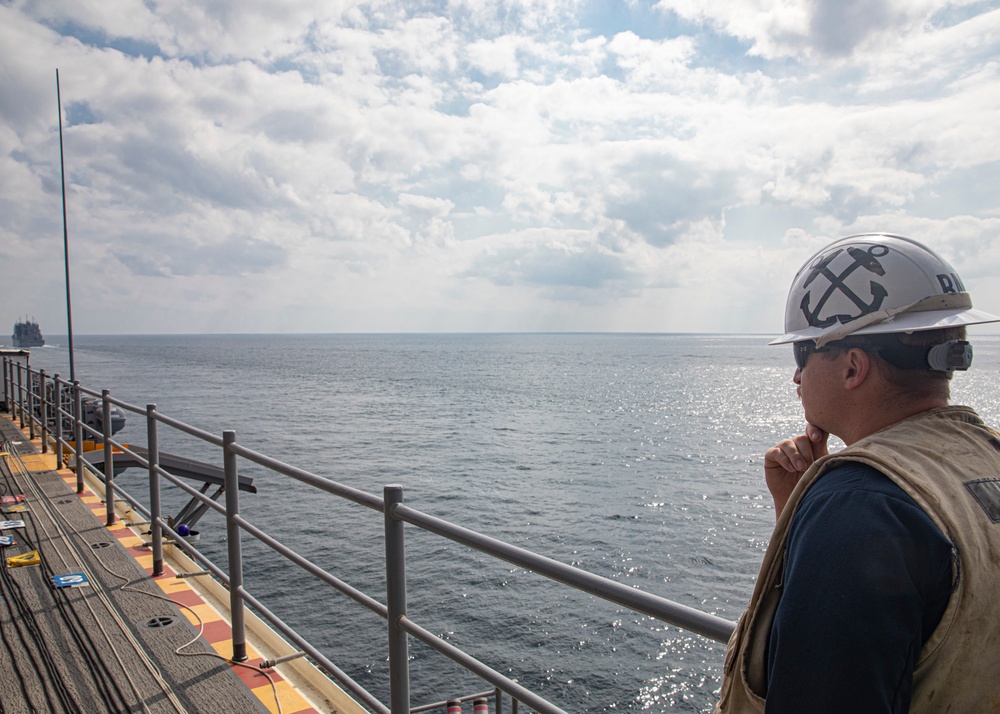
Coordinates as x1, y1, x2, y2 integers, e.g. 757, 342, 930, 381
769, 307, 1000, 345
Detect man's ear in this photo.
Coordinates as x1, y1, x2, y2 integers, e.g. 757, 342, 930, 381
843, 347, 871, 390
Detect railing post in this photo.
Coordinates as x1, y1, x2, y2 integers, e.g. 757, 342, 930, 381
26, 368, 36, 439
73, 381, 84, 493
223, 430, 248, 662
38, 369, 48, 453
16, 362, 24, 426
384, 484, 410, 714
53, 374, 63, 468
147, 404, 164, 577
5, 357, 10, 414
102, 389, 115, 526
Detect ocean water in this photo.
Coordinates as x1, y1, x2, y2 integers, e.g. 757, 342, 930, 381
22, 333, 1000, 712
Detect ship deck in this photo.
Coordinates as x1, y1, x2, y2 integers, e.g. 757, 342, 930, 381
0, 412, 359, 713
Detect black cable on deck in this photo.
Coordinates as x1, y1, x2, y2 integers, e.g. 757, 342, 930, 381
0, 442, 131, 712
3, 482, 86, 710
0, 573, 44, 713
0, 563, 72, 711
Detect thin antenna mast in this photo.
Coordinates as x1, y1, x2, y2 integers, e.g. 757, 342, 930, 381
56, 69, 76, 382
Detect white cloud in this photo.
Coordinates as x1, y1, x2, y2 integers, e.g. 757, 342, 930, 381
607, 31, 698, 86
398, 193, 455, 216
467, 36, 523, 79
658, 0, 811, 58
658, 0, 997, 64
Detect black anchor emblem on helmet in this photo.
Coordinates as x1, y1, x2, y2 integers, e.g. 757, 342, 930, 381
800, 245, 890, 328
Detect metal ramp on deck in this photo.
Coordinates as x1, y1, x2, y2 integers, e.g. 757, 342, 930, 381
82, 447, 256, 528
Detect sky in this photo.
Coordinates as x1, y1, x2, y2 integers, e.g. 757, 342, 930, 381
1, 0, 999, 335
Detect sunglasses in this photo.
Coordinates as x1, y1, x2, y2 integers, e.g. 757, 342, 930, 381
793, 342, 832, 370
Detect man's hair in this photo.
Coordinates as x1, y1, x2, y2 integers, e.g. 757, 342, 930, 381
841, 327, 967, 400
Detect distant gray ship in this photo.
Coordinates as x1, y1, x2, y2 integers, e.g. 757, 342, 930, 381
11, 319, 45, 348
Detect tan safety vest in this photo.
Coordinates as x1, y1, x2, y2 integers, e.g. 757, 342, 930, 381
716, 406, 1000, 714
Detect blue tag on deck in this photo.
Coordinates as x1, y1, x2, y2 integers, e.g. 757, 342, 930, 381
51, 574, 90, 588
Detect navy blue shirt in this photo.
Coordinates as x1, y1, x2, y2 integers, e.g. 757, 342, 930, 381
764, 462, 954, 713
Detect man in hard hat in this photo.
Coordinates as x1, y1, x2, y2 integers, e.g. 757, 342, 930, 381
716, 234, 1000, 713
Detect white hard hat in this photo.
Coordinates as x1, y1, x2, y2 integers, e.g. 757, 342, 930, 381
771, 233, 1000, 346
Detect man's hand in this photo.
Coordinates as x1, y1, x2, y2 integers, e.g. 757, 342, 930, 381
764, 424, 829, 520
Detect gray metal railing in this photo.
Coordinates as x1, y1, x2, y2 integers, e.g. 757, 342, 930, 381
3, 357, 736, 714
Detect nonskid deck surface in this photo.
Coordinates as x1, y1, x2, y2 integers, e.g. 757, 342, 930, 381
0, 415, 325, 714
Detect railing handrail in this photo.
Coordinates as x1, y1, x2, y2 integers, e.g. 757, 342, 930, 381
391, 502, 736, 643
229, 441, 385, 511
5, 357, 737, 714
